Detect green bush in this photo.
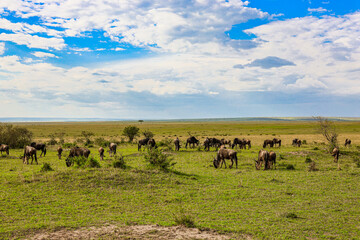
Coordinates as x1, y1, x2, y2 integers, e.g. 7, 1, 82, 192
305, 156, 312, 163
72, 156, 87, 168
112, 155, 126, 169
40, 163, 53, 172
286, 164, 295, 170
122, 126, 140, 142
144, 148, 176, 170
157, 138, 173, 151
62, 142, 77, 148
0, 123, 33, 148
95, 137, 110, 147
85, 157, 101, 168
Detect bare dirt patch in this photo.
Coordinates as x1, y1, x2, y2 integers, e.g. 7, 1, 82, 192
26, 224, 249, 240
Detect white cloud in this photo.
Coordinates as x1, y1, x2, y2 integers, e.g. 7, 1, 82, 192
0, 33, 65, 50
308, 7, 329, 13
0, 42, 5, 55
32, 51, 58, 58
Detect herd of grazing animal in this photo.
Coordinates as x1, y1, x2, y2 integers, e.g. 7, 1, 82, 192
0, 136, 352, 169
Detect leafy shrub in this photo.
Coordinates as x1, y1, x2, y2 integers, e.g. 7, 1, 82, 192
302, 140, 307, 144
157, 138, 173, 151
122, 126, 140, 142
144, 148, 176, 170
85, 157, 101, 168
48, 134, 57, 145
62, 142, 77, 148
0, 123, 33, 148
113, 155, 126, 169
286, 164, 295, 170
305, 156, 312, 163
308, 161, 319, 171
174, 211, 196, 228
94, 137, 110, 148
40, 162, 53, 172
142, 130, 154, 139
72, 156, 87, 168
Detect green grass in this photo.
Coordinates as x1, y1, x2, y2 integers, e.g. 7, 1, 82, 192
1, 121, 360, 239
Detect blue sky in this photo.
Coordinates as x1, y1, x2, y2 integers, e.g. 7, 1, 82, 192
0, 0, 359, 119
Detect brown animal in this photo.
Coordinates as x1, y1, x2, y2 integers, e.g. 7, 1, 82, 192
232, 138, 244, 149
263, 140, 274, 148
57, 146, 63, 159
66, 147, 90, 167
213, 148, 238, 169
243, 139, 251, 149
255, 149, 269, 170
332, 147, 340, 163
220, 139, 232, 148
22, 146, 37, 165
0, 144, 9, 155
273, 138, 281, 147
109, 143, 117, 156
174, 137, 180, 151
204, 137, 211, 151
345, 139, 351, 147
292, 138, 302, 147
185, 136, 199, 148
99, 147, 104, 161
268, 151, 276, 169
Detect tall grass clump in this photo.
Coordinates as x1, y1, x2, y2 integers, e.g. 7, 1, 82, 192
85, 157, 101, 168
144, 147, 176, 170
40, 162, 53, 172
113, 155, 126, 169
157, 138, 173, 151
174, 211, 196, 228
70, 156, 100, 168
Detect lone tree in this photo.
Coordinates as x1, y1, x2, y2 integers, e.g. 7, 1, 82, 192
314, 116, 338, 151
122, 126, 140, 142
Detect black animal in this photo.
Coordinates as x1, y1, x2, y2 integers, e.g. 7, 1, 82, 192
66, 147, 90, 167
268, 151, 276, 169
30, 142, 46, 157
174, 137, 180, 151
109, 143, 117, 156
332, 147, 340, 163
204, 137, 211, 151
99, 147, 104, 161
242, 139, 251, 149
345, 139, 351, 147
185, 136, 199, 148
292, 138, 302, 147
148, 138, 156, 149
263, 139, 274, 148
22, 146, 37, 165
210, 138, 222, 150
273, 138, 281, 147
213, 147, 238, 169
0, 144, 9, 155
57, 146, 63, 159
138, 138, 150, 151
255, 149, 269, 170
220, 139, 232, 148
232, 138, 244, 149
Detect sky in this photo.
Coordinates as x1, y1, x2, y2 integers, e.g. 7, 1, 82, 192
0, 0, 360, 119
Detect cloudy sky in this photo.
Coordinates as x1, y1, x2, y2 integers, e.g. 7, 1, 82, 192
0, 0, 359, 119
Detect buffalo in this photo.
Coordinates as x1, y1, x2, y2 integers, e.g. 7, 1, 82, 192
185, 136, 199, 149
0, 144, 9, 155
255, 149, 269, 170
66, 147, 90, 167
174, 137, 180, 151
213, 147, 238, 169
30, 142, 47, 157
22, 146, 37, 165
109, 143, 117, 156
57, 146, 63, 159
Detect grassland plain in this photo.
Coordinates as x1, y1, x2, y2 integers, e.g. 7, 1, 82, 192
1, 121, 360, 239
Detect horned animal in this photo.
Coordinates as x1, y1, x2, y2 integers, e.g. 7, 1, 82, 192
22, 146, 37, 165
213, 148, 238, 169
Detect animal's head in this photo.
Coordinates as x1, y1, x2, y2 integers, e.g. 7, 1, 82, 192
213, 157, 219, 168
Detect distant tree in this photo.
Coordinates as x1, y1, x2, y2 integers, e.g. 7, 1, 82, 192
138, 120, 144, 123
0, 123, 33, 148
122, 126, 140, 142
314, 116, 338, 151
142, 129, 154, 139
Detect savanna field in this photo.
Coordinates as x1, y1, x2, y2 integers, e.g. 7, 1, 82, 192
1, 121, 360, 239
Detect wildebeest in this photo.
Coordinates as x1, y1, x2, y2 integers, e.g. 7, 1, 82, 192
210, 138, 222, 150
268, 151, 276, 169
174, 137, 180, 151
0, 144, 9, 155
332, 147, 340, 163
273, 138, 281, 147
232, 138, 244, 149
220, 139, 232, 148
345, 139, 351, 147
185, 136, 199, 148
255, 149, 269, 170
263, 139, 274, 148
22, 146, 37, 165
292, 138, 302, 147
213, 148, 238, 169
242, 139, 251, 149
57, 146, 63, 159
138, 138, 150, 151
148, 138, 156, 149
204, 137, 211, 151
30, 142, 47, 157
99, 147, 104, 161
66, 147, 90, 167
109, 143, 117, 156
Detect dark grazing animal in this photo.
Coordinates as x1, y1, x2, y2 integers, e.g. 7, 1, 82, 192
332, 147, 340, 163
292, 138, 302, 147
109, 143, 117, 156
263, 139, 274, 148
273, 138, 281, 147
268, 151, 276, 169
99, 147, 104, 161
345, 139, 351, 147
232, 138, 244, 149
213, 148, 238, 169
220, 139, 232, 148
174, 137, 180, 151
210, 138, 222, 150
22, 146, 37, 165
255, 149, 269, 170
204, 137, 211, 151
0, 144, 9, 155
30, 142, 47, 157
185, 136, 199, 148
66, 147, 90, 167
57, 146, 63, 159
242, 139, 251, 149
138, 138, 150, 151
148, 138, 156, 149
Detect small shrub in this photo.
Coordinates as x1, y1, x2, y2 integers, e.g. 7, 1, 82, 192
174, 212, 196, 228
95, 137, 110, 148
62, 142, 77, 148
308, 161, 319, 171
73, 156, 87, 168
157, 138, 173, 151
85, 157, 101, 168
302, 140, 307, 144
40, 162, 53, 172
286, 164, 295, 170
284, 212, 298, 219
305, 156, 312, 163
113, 155, 126, 169
144, 148, 176, 170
